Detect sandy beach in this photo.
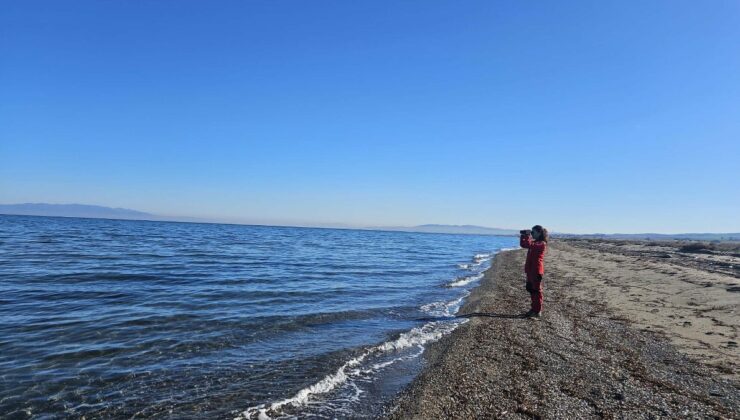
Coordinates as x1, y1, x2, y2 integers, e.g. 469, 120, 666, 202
386, 240, 739, 418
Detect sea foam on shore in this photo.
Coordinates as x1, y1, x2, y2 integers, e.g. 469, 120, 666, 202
235, 250, 504, 419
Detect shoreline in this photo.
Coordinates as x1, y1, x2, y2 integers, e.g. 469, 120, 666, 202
385, 241, 739, 418
234, 248, 507, 419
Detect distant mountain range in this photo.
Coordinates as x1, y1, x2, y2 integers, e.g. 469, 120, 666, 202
0, 204, 518, 234
0, 203, 157, 219
0, 203, 205, 223
1, 203, 737, 240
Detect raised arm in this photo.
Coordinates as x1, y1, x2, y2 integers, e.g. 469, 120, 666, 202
520, 234, 532, 248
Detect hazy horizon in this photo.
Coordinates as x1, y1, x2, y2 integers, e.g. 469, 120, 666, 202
2, 1, 739, 234
0, 202, 515, 231
2, 202, 740, 237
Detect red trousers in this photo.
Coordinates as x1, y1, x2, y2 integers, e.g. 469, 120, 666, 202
526, 272, 543, 313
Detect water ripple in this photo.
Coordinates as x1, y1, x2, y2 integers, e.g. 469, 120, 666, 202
0, 215, 516, 419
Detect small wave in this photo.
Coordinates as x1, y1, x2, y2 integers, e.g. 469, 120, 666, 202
459, 249, 502, 269
472, 253, 492, 265
446, 272, 484, 288
419, 292, 469, 318
235, 321, 463, 419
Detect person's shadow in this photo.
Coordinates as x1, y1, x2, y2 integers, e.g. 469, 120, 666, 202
457, 312, 526, 319
414, 312, 526, 322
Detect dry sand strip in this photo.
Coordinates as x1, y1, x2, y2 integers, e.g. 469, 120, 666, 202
552, 240, 738, 380
385, 244, 739, 419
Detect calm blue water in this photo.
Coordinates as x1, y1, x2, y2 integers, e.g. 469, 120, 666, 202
0, 215, 516, 419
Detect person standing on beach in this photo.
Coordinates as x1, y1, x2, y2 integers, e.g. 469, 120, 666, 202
520, 225, 549, 318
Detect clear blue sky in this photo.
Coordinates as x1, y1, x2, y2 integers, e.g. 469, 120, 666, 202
1, 1, 739, 233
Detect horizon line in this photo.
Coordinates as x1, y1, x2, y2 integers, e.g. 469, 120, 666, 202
1, 212, 739, 239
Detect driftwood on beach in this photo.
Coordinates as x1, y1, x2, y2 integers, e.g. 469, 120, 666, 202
386, 240, 739, 419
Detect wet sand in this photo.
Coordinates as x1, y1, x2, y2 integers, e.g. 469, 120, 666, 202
386, 240, 739, 419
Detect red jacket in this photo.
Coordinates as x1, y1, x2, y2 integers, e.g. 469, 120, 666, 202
520, 235, 547, 275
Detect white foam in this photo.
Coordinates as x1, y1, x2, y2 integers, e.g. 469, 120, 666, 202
472, 253, 493, 266
376, 321, 459, 352
238, 354, 364, 419
420, 292, 469, 317
444, 293, 468, 315
235, 247, 515, 419
235, 320, 464, 420
447, 272, 484, 287
461, 249, 505, 270
419, 301, 446, 316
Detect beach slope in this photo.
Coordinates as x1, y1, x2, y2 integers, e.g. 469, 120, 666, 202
386, 241, 739, 418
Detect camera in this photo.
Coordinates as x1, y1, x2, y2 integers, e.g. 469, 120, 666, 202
520, 229, 532, 235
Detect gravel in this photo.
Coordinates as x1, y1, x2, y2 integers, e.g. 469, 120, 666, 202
384, 247, 739, 419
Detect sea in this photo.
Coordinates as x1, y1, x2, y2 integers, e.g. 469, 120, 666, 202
0, 215, 516, 419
